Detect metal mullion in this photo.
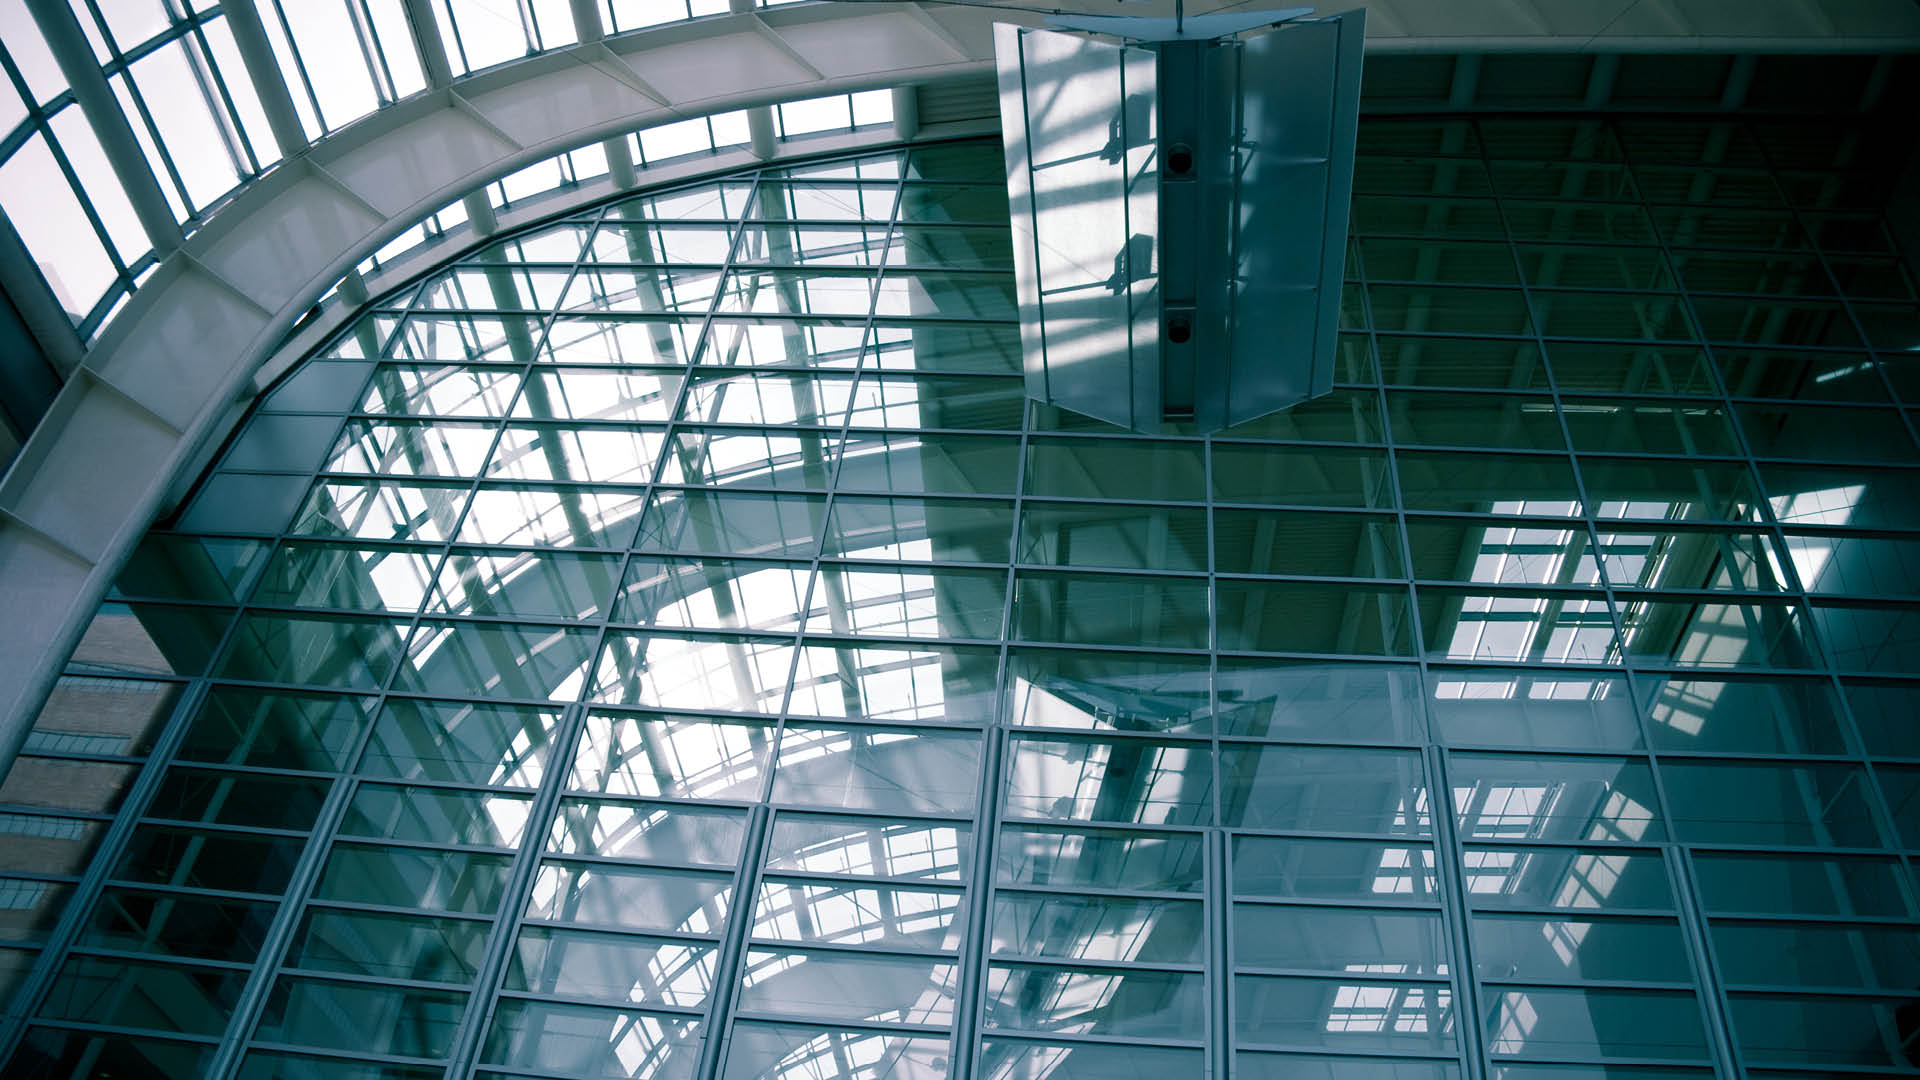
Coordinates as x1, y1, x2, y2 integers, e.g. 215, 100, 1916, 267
0, 317, 399, 1069
97, 34, 198, 214
1610, 118, 1861, 1080
348, 0, 400, 102
489, 986, 708, 1015
1726, 126, 1920, 1068
265, 1, 330, 131
244, 1040, 448, 1068
752, 868, 969, 892
363, 202, 637, 1080
700, 160, 914, 1077
22, 102, 134, 276
523, 849, 741, 874
57, 944, 255, 971
993, 881, 1204, 904
591, 164, 781, 1080
14, 1018, 222, 1043
1345, 214, 1489, 1080
202, 240, 575, 1080
978, 1028, 1204, 1050
172, 15, 258, 176
432, 700, 593, 1078
1233, 894, 1444, 913
198, 604, 445, 1080
746, 937, 963, 963
298, 894, 495, 920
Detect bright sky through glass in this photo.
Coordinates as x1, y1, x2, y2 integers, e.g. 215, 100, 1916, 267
0, 0, 893, 334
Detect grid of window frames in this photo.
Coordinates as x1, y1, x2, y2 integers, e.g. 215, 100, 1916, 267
0, 0, 859, 334
0, 118, 1917, 1079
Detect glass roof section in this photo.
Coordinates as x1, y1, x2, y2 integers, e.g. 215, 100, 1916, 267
0, 0, 885, 339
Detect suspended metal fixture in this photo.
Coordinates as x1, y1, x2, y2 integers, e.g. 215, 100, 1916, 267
995, 4, 1364, 433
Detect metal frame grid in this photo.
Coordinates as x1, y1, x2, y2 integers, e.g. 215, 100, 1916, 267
0, 118, 1918, 1079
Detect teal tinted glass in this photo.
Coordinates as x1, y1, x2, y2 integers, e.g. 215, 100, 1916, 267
13, 123, 1920, 1079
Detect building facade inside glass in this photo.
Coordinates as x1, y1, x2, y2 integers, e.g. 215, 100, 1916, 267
2, 115, 1919, 1079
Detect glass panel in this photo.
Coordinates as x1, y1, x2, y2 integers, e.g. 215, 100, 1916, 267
999, 825, 1203, 894
1451, 754, 1664, 844
1237, 974, 1454, 1053
755, 878, 964, 950
39, 955, 245, 1036
1426, 669, 1641, 750
804, 564, 1006, 640
145, 767, 327, 831
507, 926, 716, 1007
765, 814, 972, 882
312, 843, 512, 914
1482, 986, 1708, 1061
326, 418, 496, 477
737, 947, 956, 1025
486, 424, 665, 485
1008, 649, 1212, 736
285, 908, 488, 983
591, 632, 793, 713
1235, 904, 1449, 975
255, 976, 466, 1058
1021, 502, 1209, 572
482, 1000, 702, 1078
527, 862, 732, 935
1659, 761, 1883, 847
360, 700, 557, 788
1006, 735, 1212, 827
393, 620, 598, 701
569, 712, 774, 802
340, 783, 530, 848
770, 725, 981, 815
725, 1023, 950, 1080
1691, 851, 1910, 917
1218, 580, 1416, 656
1222, 745, 1431, 834
1463, 845, 1672, 912
788, 641, 1000, 723
82, 889, 274, 962
1472, 913, 1692, 983
1232, 836, 1439, 902
252, 542, 437, 614
988, 963, 1201, 1039
1016, 571, 1210, 650
547, 799, 746, 866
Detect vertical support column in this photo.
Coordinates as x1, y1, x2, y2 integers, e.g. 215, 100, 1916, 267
748, 107, 777, 160
464, 191, 500, 237
891, 85, 919, 141
731, 0, 778, 159
220, 0, 309, 157
23, 0, 182, 255
566, 0, 639, 188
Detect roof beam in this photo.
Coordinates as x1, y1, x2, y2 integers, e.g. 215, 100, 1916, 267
22, 0, 182, 255
220, 0, 309, 157
0, 213, 83, 377
402, 0, 457, 89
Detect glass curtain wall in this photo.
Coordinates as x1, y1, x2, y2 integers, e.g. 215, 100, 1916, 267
0, 117, 1917, 1080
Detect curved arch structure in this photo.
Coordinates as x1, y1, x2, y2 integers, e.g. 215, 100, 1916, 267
3, 0, 1920, 763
